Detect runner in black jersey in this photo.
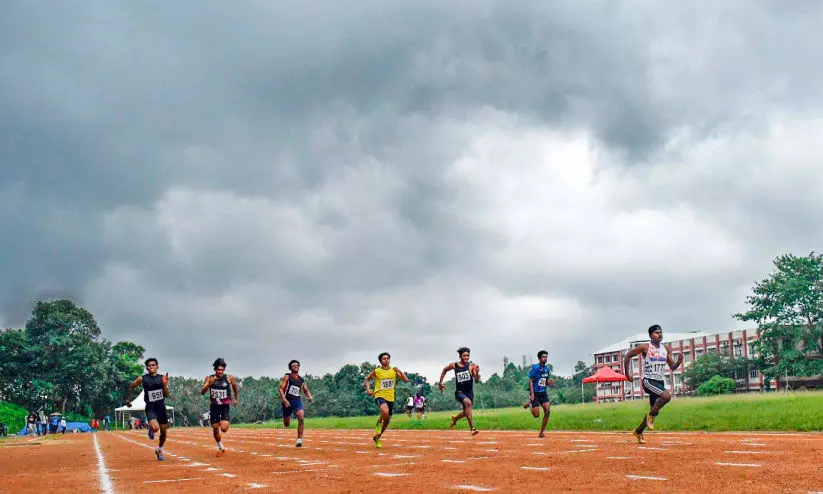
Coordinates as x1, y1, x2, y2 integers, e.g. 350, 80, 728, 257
125, 358, 169, 460
278, 360, 314, 447
200, 357, 239, 457
437, 347, 481, 435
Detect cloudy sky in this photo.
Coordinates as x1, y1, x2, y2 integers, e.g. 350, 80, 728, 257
2, 1, 822, 382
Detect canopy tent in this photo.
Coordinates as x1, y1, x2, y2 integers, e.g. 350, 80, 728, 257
114, 393, 174, 428
581, 366, 630, 403
17, 421, 93, 435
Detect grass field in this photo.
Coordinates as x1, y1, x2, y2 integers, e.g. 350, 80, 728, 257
242, 391, 823, 432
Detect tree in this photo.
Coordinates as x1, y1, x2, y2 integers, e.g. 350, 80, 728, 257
572, 360, 593, 385
697, 375, 737, 396
733, 252, 823, 381
682, 352, 761, 390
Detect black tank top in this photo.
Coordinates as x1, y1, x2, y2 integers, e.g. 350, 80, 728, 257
454, 362, 473, 394
284, 374, 304, 400
142, 373, 165, 405
209, 374, 232, 405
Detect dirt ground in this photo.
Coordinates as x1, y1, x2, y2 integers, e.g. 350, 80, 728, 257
1, 427, 821, 493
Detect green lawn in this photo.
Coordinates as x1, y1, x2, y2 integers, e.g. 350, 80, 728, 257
240, 391, 823, 432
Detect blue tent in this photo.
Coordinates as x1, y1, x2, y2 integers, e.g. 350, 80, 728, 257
16, 421, 94, 435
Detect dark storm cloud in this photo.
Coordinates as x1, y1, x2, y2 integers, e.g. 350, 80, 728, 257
2, 1, 823, 377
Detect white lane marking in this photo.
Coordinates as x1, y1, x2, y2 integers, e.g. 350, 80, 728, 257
220, 473, 237, 478
443, 447, 458, 450
206, 467, 219, 471
639, 446, 668, 451
724, 450, 767, 454
532, 452, 549, 456
740, 442, 766, 446
393, 454, 421, 458
374, 472, 410, 477
715, 462, 761, 467
627, 474, 667, 481
93, 434, 115, 494
442, 459, 466, 463
144, 478, 203, 484
477, 441, 498, 444
560, 449, 598, 453
520, 466, 549, 471
247, 483, 267, 489
451, 485, 496, 492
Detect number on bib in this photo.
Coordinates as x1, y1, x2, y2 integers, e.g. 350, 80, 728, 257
538, 377, 547, 387
456, 371, 470, 383
147, 389, 164, 402
380, 379, 394, 390
210, 389, 227, 401
288, 385, 301, 397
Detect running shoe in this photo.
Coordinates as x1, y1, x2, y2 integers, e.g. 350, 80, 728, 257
155, 448, 164, 461
373, 434, 382, 449
148, 428, 154, 440
217, 447, 226, 457
633, 430, 646, 444
645, 412, 655, 430
449, 415, 457, 429
471, 428, 479, 436
296, 439, 303, 448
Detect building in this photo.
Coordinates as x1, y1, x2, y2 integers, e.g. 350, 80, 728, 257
590, 329, 765, 403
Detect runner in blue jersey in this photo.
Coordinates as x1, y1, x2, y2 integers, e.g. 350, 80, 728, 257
279, 359, 314, 447
522, 350, 554, 437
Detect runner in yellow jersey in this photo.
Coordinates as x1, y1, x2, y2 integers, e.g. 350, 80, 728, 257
365, 352, 409, 448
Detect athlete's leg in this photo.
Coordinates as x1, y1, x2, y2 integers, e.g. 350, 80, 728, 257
463, 398, 477, 433
530, 404, 540, 418
149, 418, 160, 435
283, 414, 291, 428
378, 403, 391, 436
158, 423, 168, 448
295, 409, 305, 439
220, 420, 230, 433
650, 390, 672, 416
212, 422, 222, 444
539, 402, 551, 437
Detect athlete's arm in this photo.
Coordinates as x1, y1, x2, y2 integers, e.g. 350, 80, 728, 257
200, 375, 216, 395
471, 363, 481, 383
394, 367, 410, 383
229, 375, 239, 405
364, 370, 376, 396
528, 370, 535, 401
667, 346, 683, 370
162, 372, 170, 398
124, 376, 143, 406
437, 363, 455, 390
278, 375, 290, 405
622, 344, 647, 378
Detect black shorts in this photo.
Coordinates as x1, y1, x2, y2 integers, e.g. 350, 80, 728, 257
145, 402, 169, 425
455, 391, 474, 408
642, 379, 666, 407
530, 391, 550, 407
210, 403, 231, 424
374, 398, 394, 416
405, 405, 414, 411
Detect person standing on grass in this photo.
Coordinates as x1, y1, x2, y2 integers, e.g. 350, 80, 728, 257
623, 324, 683, 444
405, 395, 415, 418
279, 359, 314, 447
201, 357, 239, 457
437, 347, 481, 435
365, 352, 409, 448
125, 357, 170, 460
413, 392, 426, 420
522, 350, 555, 437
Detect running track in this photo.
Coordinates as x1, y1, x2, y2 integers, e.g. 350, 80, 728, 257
1, 428, 822, 493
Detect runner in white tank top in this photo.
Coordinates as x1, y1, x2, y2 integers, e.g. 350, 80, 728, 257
623, 325, 683, 444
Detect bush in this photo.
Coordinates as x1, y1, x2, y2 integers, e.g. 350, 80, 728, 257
697, 375, 737, 396
0, 401, 29, 434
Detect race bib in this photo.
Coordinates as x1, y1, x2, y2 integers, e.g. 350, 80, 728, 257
288, 385, 301, 397
210, 389, 228, 400
456, 371, 470, 383
380, 379, 394, 390
147, 389, 164, 402
538, 377, 547, 387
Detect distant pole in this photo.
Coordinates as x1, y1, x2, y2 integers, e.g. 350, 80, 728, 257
581, 381, 584, 403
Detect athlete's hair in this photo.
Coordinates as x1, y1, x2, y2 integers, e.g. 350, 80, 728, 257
648, 324, 662, 335
288, 359, 300, 370
144, 358, 158, 367
213, 357, 227, 370
537, 350, 548, 359
378, 352, 391, 362
457, 347, 470, 355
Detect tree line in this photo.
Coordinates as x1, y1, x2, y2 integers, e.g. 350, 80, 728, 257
1, 251, 821, 424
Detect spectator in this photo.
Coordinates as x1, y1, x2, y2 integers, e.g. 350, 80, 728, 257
59, 417, 67, 434
49, 414, 60, 435
26, 412, 37, 435
38, 411, 47, 436
103, 415, 110, 431
0, 419, 7, 437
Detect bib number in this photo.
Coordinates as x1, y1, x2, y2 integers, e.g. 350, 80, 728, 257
380, 379, 394, 390
456, 371, 470, 383
147, 389, 164, 402
538, 377, 547, 387
210, 389, 228, 401
288, 385, 301, 397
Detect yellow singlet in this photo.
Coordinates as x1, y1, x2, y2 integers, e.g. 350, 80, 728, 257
373, 367, 397, 402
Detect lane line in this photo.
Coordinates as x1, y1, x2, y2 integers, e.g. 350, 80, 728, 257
451, 485, 496, 492
93, 433, 115, 494
627, 474, 667, 480
716, 462, 761, 467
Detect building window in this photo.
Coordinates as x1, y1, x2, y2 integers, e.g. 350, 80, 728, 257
749, 369, 758, 379
695, 349, 704, 359
597, 356, 603, 364
684, 351, 691, 363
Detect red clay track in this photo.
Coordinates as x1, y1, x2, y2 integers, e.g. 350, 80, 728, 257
1, 428, 822, 493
